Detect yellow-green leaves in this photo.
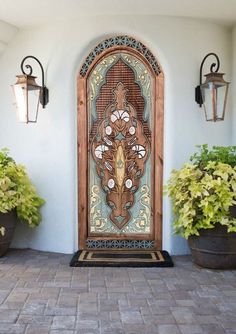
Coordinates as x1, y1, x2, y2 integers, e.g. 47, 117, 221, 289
0, 227, 5, 236
165, 160, 236, 238
0, 149, 45, 229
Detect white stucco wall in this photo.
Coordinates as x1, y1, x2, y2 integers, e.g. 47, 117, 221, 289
232, 26, 236, 136
0, 20, 18, 56
0, 16, 232, 255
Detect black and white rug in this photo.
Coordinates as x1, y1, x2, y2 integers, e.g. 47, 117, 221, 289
70, 250, 173, 267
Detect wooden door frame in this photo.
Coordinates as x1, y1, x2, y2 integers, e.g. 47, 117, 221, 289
77, 38, 164, 250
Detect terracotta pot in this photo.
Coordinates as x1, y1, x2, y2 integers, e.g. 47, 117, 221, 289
188, 223, 236, 269
0, 211, 17, 257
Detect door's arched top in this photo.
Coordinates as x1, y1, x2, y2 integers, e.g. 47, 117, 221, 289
80, 35, 162, 77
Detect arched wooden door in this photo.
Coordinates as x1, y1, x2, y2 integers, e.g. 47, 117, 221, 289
78, 36, 164, 251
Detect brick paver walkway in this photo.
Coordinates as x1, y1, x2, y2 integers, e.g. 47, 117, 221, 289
0, 249, 235, 334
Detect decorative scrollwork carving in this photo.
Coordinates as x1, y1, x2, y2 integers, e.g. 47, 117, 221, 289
80, 36, 161, 77
86, 239, 155, 249
91, 82, 150, 229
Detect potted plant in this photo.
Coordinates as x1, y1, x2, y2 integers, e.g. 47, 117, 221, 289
0, 148, 45, 256
165, 145, 236, 269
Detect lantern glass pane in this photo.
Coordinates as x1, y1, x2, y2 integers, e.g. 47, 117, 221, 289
12, 83, 28, 123
215, 83, 228, 120
27, 84, 41, 123
200, 81, 228, 121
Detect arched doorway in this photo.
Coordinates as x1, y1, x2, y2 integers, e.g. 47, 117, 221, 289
77, 36, 164, 251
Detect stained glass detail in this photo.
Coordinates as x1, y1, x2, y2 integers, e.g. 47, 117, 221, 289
80, 36, 161, 77
88, 52, 152, 234
91, 82, 150, 230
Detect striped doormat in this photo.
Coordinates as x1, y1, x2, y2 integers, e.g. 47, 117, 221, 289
70, 250, 173, 267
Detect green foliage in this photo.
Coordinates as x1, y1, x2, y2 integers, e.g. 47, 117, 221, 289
0, 148, 45, 228
165, 145, 236, 239
190, 144, 236, 168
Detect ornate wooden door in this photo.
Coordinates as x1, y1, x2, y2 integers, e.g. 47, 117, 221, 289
78, 36, 164, 251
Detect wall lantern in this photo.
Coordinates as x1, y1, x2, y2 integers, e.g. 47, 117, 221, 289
12, 56, 49, 123
195, 53, 229, 122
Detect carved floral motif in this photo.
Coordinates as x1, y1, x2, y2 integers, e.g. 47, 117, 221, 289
90, 184, 151, 234
91, 82, 150, 229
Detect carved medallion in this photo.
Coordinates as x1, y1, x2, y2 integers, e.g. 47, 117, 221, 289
91, 82, 150, 229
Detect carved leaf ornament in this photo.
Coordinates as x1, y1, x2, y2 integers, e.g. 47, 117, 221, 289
91, 82, 150, 229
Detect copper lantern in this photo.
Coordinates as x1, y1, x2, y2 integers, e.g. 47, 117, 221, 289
12, 56, 49, 123
195, 53, 229, 122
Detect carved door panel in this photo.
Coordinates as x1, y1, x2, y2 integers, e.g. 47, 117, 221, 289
78, 37, 163, 250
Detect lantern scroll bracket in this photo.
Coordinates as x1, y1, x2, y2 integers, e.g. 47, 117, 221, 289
195, 53, 220, 107
21, 55, 49, 108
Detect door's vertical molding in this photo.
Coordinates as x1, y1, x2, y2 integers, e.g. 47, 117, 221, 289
78, 77, 88, 250
154, 72, 164, 249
